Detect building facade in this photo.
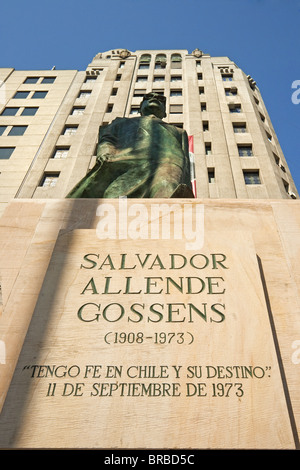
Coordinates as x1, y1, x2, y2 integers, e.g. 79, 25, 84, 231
0, 48, 298, 216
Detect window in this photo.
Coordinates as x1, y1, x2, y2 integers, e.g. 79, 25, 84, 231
208, 168, 215, 183
119, 62, 125, 69
266, 131, 272, 142
171, 54, 182, 69
0, 126, 6, 136
154, 76, 164, 82
199, 87, 205, 94
201, 103, 207, 112
259, 112, 265, 122
1, 107, 19, 116
8, 125, 27, 136
21, 107, 38, 116
203, 121, 209, 131
155, 54, 166, 69
244, 170, 260, 185
139, 64, 149, 70
85, 76, 97, 83
136, 76, 147, 82
229, 104, 241, 113
205, 143, 212, 155
71, 107, 85, 115
106, 104, 113, 113
63, 126, 78, 135
171, 76, 182, 82
139, 54, 151, 64
197, 73, 203, 80
222, 74, 233, 81
0, 147, 15, 159
225, 88, 237, 96
233, 123, 246, 133
169, 105, 183, 114
273, 152, 286, 172
24, 77, 39, 84
170, 90, 182, 97
13, 91, 30, 99
116, 74, 122, 81
41, 77, 56, 84
111, 88, 118, 96
273, 153, 280, 166
52, 147, 69, 159
40, 172, 60, 187
130, 107, 139, 115
78, 91, 91, 99
32, 91, 48, 99
282, 178, 289, 193
238, 145, 253, 157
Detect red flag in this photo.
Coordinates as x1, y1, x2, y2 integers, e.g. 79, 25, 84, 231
188, 136, 197, 197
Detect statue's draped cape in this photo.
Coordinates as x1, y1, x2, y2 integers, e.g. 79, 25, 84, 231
67, 115, 194, 198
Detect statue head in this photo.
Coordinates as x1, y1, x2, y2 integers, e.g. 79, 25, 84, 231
139, 92, 166, 119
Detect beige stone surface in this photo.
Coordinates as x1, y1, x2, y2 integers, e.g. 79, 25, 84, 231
0, 198, 299, 449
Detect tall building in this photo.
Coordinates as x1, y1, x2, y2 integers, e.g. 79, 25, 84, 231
0, 48, 298, 216
1, 49, 300, 450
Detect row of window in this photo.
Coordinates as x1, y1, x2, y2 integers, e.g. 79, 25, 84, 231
135, 71, 233, 82
207, 168, 261, 185
0, 101, 253, 118
208, 167, 292, 197
0, 146, 73, 160
136, 75, 184, 83
40, 170, 294, 196
23, 76, 56, 84
129, 104, 183, 115
0, 145, 71, 160
131, 86, 235, 99
0, 142, 271, 160
11, 90, 48, 99
139, 53, 182, 65
35, 168, 263, 189
1, 106, 38, 116
204, 143, 257, 157
139, 63, 182, 70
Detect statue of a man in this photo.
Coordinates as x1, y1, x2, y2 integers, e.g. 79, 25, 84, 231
66, 92, 194, 198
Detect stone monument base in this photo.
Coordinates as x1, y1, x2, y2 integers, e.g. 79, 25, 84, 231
0, 198, 299, 449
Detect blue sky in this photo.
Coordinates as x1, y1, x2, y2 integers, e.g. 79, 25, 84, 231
1, 0, 300, 191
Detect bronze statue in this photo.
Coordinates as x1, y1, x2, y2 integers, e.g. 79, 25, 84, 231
66, 92, 194, 199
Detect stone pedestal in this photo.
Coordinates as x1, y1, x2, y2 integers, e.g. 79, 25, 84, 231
0, 198, 299, 449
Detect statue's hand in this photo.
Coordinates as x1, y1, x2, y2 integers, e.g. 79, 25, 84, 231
96, 142, 116, 166
96, 154, 106, 166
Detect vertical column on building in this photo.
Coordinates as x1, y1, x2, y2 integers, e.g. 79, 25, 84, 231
194, 57, 237, 198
